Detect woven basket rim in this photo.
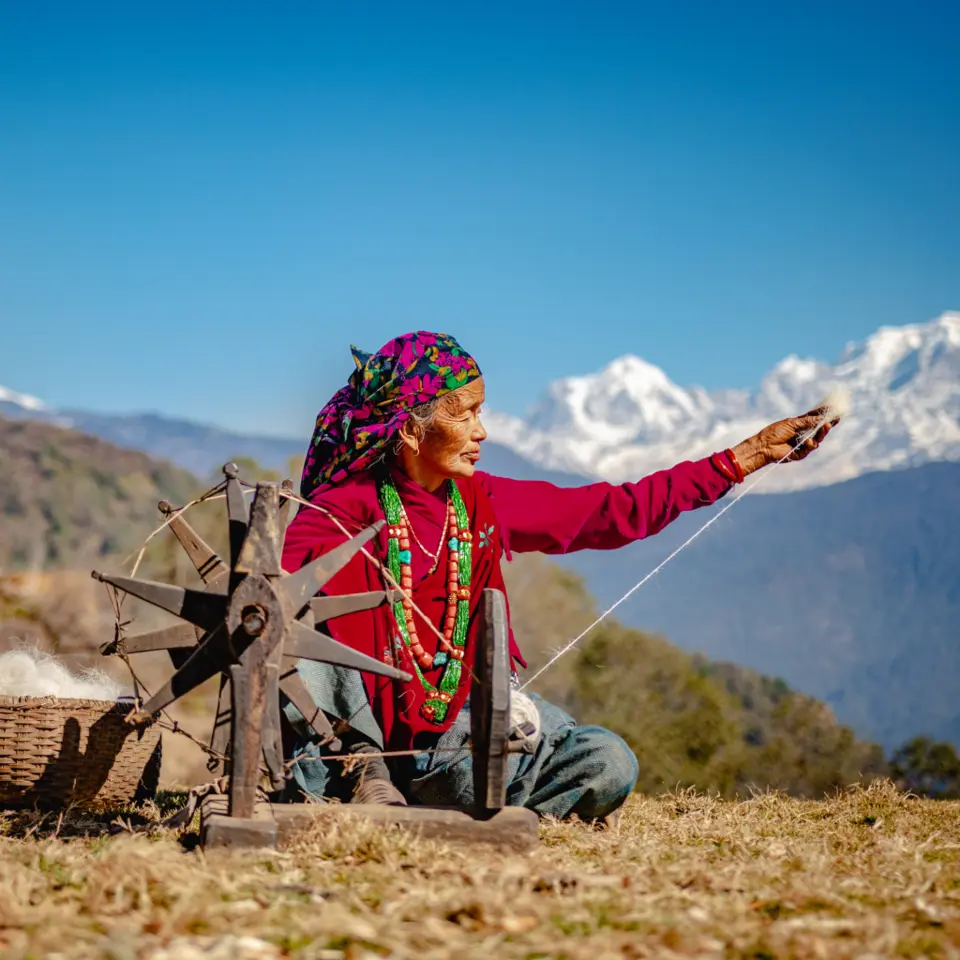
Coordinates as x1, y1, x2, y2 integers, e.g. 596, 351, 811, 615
0, 695, 137, 708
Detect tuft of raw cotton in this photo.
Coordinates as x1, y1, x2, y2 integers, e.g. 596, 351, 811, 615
820, 384, 852, 420
0, 647, 125, 700
509, 688, 542, 751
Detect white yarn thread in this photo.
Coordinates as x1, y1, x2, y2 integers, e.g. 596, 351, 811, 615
521, 408, 842, 692
0, 647, 125, 700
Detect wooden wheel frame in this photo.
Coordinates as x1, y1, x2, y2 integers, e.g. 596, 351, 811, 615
94, 464, 537, 850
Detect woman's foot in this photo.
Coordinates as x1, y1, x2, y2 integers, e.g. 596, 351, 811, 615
351, 777, 408, 806
600, 809, 621, 832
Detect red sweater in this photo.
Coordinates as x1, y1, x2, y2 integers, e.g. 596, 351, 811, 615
281, 454, 735, 669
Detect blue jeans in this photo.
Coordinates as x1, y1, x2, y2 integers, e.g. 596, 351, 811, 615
283, 661, 639, 820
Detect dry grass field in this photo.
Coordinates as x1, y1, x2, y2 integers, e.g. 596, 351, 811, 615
0, 561, 956, 958
1, 780, 959, 960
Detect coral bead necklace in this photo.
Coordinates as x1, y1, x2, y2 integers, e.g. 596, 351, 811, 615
379, 476, 472, 724
398, 502, 449, 575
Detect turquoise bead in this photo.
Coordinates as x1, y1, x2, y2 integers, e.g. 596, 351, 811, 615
398, 549, 412, 565
448, 537, 459, 551
433, 651, 449, 668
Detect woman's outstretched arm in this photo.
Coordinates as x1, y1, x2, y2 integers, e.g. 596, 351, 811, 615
478, 454, 735, 554
479, 410, 838, 555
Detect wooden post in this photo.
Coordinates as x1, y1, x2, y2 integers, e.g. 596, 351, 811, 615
472, 589, 510, 815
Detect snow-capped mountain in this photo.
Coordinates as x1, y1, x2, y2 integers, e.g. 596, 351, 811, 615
485, 312, 960, 493
0, 385, 48, 416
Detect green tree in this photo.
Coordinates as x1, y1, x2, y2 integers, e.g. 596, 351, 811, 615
890, 737, 960, 799
570, 622, 741, 794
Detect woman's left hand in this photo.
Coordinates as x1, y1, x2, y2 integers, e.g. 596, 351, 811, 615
731, 409, 839, 477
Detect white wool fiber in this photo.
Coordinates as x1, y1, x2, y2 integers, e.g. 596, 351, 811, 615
510, 689, 542, 750
820, 384, 852, 420
0, 647, 125, 700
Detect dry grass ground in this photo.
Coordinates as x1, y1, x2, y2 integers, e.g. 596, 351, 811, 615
1, 781, 959, 960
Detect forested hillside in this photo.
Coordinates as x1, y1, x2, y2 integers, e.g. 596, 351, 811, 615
507, 556, 887, 798
0, 417, 198, 571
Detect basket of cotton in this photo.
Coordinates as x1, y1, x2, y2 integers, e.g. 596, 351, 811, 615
0, 649, 161, 809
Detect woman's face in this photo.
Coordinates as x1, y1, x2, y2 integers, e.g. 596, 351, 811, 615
400, 377, 487, 486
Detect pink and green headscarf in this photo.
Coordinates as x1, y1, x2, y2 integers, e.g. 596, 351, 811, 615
301, 331, 482, 496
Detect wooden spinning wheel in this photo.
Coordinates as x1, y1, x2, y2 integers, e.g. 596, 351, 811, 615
94, 464, 536, 850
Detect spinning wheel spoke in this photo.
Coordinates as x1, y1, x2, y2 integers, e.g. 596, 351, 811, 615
207, 676, 232, 771
285, 619, 411, 681
121, 622, 198, 654
236, 483, 282, 577
261, 661, 286, 789
278, 479, 295, 532
224, 463, 249, 568
309, 589, 400, 621
281, 521, 384, 613
138, 624, 234, 717
92, 572, 228, 631
155, 496, 230, 661
158, 500, 228, 588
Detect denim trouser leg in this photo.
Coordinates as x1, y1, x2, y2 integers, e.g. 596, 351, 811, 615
284, 662, 639, 819
406, 694, 639, 820
281, 660, 382, 803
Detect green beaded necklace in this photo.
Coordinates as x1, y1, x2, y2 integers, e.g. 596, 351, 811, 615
379, 476, 472, 724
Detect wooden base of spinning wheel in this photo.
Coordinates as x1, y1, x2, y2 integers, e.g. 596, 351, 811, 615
200, 588, 538, 853
199, 796, 538, 852
201, 805, 279, 850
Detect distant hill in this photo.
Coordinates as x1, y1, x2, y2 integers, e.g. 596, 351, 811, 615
0, 417, 199, 571
560, 462, 960, 750
0, 402, 585, 487
507, 555, 885, 797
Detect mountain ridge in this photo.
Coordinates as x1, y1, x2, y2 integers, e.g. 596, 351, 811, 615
0, 401, 587, 489
486, 311, 960, 492
3, 312, 958, 494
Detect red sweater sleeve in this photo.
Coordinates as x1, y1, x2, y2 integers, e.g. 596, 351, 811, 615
281, 477, 381, 574
476, 455, 735, 555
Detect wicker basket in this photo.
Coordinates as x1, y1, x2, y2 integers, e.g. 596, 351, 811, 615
0, 697, 162, 810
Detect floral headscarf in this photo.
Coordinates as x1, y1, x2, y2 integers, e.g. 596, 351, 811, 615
300, 331, 482, 496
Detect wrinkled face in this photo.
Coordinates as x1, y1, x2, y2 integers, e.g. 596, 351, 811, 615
401, 377, 487, 481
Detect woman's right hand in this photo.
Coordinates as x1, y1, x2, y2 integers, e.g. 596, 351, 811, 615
730, 410, 839, 477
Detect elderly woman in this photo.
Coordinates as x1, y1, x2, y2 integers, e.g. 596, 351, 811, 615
281, 331, 835, 820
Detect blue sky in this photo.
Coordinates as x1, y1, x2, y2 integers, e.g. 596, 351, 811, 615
1, 1, 958, 436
